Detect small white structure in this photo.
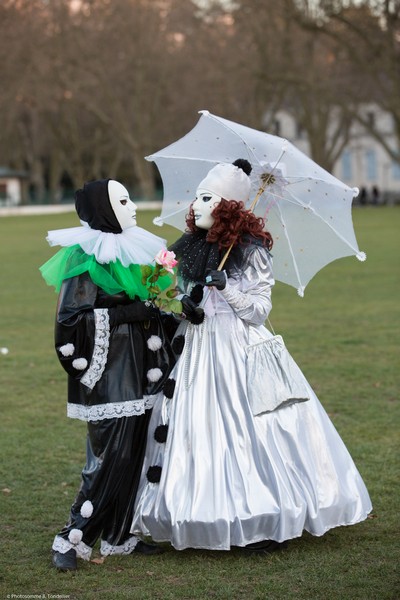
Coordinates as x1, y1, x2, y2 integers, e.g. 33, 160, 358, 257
0, 167, 28, 206
266, 104, 400, 204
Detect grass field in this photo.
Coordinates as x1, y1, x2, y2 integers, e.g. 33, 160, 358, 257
0, 206, 399, 600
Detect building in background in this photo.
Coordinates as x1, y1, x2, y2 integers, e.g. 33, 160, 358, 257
0, 167, 28, 206
267, 104, 400, 205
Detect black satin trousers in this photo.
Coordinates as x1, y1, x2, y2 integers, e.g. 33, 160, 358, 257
58, 411, 151, 549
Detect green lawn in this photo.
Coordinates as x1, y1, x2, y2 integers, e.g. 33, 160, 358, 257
0, 207, 399, 600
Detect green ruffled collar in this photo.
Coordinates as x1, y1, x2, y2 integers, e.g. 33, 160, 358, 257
39, 245, 173, 300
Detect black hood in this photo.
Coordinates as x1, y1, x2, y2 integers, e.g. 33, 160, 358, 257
75, 179, 122, 234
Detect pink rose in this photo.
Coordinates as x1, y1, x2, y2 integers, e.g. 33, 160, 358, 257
154, 249, 178, 274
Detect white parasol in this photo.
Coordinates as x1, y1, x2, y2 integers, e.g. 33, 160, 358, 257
149, 110, 366, 296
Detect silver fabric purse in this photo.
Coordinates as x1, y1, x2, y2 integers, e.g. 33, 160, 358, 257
245, 334, 310, 416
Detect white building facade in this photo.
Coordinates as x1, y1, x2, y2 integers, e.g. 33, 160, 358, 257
0, 167, 28, 206
267, 104, 400, 204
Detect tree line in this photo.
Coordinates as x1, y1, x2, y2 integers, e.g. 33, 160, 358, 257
0, 0, 398, 202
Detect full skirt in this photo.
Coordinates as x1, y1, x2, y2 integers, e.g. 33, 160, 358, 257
131, 313, 372, 550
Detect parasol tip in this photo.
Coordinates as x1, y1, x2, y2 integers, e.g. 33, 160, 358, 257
199, 109, 210, 116
153, 216, 164, 227
352, 187, 360, 197
356, 251, 367, 262
282, 140, 289, 151
297, 286, 305, 297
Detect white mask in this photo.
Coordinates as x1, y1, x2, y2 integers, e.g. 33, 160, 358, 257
192, 188, 222, 230
108, 180, 137, 230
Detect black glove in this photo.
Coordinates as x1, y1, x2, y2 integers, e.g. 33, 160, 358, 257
204, 269, 227, 290
109, 301, 159, 326
181, 296, 205, 325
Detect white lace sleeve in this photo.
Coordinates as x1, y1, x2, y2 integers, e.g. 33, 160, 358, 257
219, 246, 274, 326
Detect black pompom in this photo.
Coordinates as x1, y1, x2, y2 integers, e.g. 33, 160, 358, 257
172, 335, 185, 355
190, 284, 204, 304
163, 378, 176, 399
154, 424, 168, 443
191, 307, 205, 325
146, 466, 162, 483
233, 158, 252, 176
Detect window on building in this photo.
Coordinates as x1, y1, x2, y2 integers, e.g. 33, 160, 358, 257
366, 149, 377, 181
0, 183, 7, 199
392, 160, 400, 180
341, 150, 352, 181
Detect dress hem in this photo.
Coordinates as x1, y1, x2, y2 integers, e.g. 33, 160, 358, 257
133, 509, 372, 551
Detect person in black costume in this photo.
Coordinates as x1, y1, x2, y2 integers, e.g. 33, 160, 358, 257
40, 179, 177, 570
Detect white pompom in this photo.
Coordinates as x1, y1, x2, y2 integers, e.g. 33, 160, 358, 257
59, 343, 75, 357
147, 368, 163, 383
72, 358, 88, 371
356, 251, 367, 262
68, 528, 83, 544
147, 335, 162, 351
153, 216, 164, 227
80, 500, 93, 518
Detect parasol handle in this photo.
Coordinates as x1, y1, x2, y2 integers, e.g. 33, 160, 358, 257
216, 177, 270, 271
249, 180, 269, 212
217, 242, 234, 271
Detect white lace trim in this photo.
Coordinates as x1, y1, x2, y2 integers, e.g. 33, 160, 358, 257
80, 309, 110, 390
67, 394, 158, 422
144, 394, 158, 410
100, 535, 139, 556
52, 534, 92, 561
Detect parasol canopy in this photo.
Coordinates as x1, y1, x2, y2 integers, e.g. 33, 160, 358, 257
148, 110, 365, 296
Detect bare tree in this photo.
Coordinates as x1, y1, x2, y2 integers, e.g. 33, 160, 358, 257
1, 0, 397, 201
0, 0, 53, 200
225, 0, 356, 170
297, 0, 400, 164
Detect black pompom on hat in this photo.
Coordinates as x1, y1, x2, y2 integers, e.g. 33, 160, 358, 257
232, 158, 252, 176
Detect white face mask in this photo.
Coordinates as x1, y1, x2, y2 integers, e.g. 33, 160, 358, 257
108, 180, 137, 230
192, 188, 222, 230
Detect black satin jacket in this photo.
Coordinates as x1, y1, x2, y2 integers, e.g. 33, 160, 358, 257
55, 272, 174, 416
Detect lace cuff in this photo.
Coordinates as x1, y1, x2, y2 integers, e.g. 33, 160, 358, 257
52, 534, 92, 561
100, 535, 139, 556
67, 394, 158, 422
80, 308, 110, 390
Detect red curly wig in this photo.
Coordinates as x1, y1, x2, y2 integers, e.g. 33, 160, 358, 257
186, 199, 273, 251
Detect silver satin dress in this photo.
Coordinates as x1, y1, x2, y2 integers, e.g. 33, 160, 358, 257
131, 245, 372, 550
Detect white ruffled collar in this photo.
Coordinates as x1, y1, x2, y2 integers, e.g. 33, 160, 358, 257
46, 222, 167, 267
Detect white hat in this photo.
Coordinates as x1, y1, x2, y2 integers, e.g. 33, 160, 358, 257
197, 161, 251, 203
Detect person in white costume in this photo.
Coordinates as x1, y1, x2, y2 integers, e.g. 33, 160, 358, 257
131, 159, 372, 554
